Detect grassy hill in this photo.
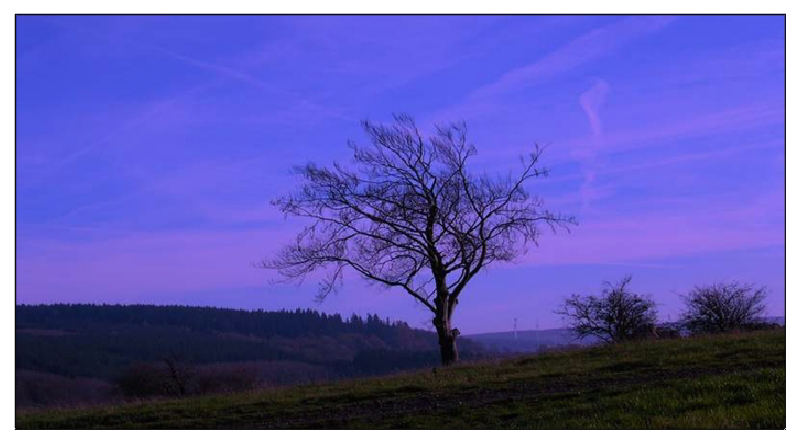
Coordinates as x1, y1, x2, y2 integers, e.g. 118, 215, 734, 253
16, 304, 485, 408
16, 329, 784, 429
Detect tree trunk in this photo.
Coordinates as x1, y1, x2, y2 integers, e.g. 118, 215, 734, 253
432, 269, 458, 366
435, 321, 459, 366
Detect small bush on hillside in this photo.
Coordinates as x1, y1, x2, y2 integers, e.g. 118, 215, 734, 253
557, 276, 658, 343
681, 281, 767, 334
193, 364, 261, 394
116, 362, 177, 398
118, 360, 271, 399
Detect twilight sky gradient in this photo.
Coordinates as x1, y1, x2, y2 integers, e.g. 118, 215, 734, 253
16, 15, 785, 333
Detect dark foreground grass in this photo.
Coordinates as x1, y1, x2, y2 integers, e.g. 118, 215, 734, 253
16, 330, 785, 429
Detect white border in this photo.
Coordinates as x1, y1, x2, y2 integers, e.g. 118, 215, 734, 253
0, 0, 796, 14
3, 1, 795, 441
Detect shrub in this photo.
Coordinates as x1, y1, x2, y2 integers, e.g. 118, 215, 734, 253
557, 276, 658, 343
116, 362, 176, 398
681, 281, 767, 334
117, 356, 197, 398
193, 363, 261, 394
117, 361, 271, 399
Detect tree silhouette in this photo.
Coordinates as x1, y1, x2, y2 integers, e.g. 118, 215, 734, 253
681, 281, 767, 333
557, 276, 658, 344
266, 114, 575, 365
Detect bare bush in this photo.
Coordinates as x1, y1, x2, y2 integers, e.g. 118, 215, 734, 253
193, 363, 261, 394
681, 281, 767, 334
16, 370, 120, 409
117, 355, 196, 398
116, 362, 175, 398
557, 276, 658, 343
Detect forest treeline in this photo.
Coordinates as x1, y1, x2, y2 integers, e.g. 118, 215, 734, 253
16, 304, 484, 408
18, 304, 432, 341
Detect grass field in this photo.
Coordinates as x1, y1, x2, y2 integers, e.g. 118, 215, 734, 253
16, 329, 785, 429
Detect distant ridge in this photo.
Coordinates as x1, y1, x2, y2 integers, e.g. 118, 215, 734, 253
464, 328, 597, 353
466, 316, 785, 353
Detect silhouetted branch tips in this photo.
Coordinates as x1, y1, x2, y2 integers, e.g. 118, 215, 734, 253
557, 276, 658, 344
681, 281, 768, 333
265, 114, 576, 365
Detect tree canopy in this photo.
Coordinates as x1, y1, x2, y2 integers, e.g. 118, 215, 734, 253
267, 114, 575, 364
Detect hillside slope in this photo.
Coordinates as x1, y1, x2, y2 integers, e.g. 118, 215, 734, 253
16, 330, 785, 429
17, 304, 488, 408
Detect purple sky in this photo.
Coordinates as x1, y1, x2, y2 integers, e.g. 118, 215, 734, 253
16, 15, 784, 334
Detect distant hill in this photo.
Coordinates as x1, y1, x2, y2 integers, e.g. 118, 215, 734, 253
15, 304, 484, 409
464, 328, 598, 353
466, 316, 785, 353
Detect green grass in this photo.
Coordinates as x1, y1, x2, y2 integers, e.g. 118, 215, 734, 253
16, 330, 785, 429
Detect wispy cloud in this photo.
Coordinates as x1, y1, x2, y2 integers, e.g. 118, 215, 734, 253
479, 100, 784, 169
576, 79, 610, 210
594, 137, 784, 179
22, 17, 349, 187
23, 90, 209, 187
18, 229, 280, 302
434, 16, 676, 122
152, 46, 279, 93
565, 102, 783, 156
523, 201, 784, 267
478, 16, 673, 97
580, 79, 609, 139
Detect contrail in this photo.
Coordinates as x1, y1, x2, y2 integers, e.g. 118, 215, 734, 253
577, 78, 610, 211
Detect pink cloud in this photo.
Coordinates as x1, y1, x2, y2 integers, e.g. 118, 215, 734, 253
17, 228, 293, 303
516, 190, 784, 268
18, 185, 783, 305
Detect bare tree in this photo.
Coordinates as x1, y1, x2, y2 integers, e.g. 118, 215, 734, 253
681, 281, 767, 334
557, 276, 657, 344
162, 354, 195, 397
117, 357, 196, 399
265, 114, 575, 365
